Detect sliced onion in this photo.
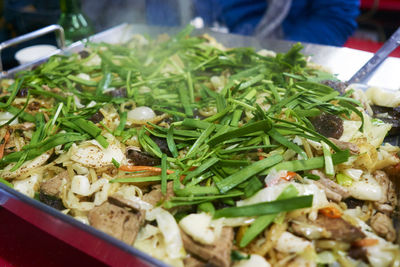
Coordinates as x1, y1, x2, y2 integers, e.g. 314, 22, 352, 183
128, 106, 156, 121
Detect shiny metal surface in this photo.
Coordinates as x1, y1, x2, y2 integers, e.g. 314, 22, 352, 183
1, 23, 400, 266
349, 27, 400, 84
0, 183, 165, 267
0, 24, 66, 74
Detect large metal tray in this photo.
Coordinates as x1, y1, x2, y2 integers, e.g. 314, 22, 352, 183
1, 24, 400, 267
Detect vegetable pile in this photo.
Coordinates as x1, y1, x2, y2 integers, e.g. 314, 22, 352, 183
0, 26, 399, 266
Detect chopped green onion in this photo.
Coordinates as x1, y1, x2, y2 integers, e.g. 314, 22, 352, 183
114, 111, 127, 136
182, 157, 220, 184
167, 126, 179, 158
0, 177, 13, 188
161, 153, 168, 195
185, 124, 215, 158
208, 120, 271, 147
240, 184, 298, 247
216, 154, 283, 193
322, 141, 334, 176
111, 158, 120, 168
336, 173, 353, 186
213, 195, 313, 218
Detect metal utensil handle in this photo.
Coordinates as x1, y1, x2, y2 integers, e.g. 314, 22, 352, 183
0, 24, 66, 73
348, 27, 400, 84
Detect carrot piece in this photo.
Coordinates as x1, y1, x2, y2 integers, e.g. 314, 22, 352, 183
119, 165, 175, 175
353, 238, 379, 247
257, 148, 265, 160
280, 171, 297, 181
319, 206, 342, 218
0, 130, 11, 160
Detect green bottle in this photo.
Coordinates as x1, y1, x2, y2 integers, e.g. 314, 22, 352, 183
58, 0, 94, 45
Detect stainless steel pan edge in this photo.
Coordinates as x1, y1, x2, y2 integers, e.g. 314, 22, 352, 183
0, 182, 167, 267
1, 23, 400, 266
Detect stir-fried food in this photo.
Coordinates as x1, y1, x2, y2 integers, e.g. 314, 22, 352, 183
0, 26, 399, 266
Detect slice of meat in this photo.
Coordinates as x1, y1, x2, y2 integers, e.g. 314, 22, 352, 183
126, 148, 161, 166
142, 181, 174, 206
311, 170, 350, 202
88, 202, 144, 245
183, 256, 207, 267
373, 170, 397, 215
328, 138, 359, 155
40, 171, 69, 197
313, 181, 342, 202
181, 227, 233, 267
370, 212, 396, 242
291, 214, 365, 243
314, 214, 365, 243
290, 217, 331, 240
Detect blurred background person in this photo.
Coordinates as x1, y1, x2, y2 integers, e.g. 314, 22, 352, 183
192, 0, 360, 46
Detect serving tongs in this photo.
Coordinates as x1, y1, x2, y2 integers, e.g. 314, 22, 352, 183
349, 26, 400, 84
0, 24, 66, 78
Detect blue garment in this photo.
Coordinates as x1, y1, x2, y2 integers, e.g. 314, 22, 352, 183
196, 0, 360, 46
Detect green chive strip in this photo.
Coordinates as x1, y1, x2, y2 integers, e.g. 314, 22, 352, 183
219, 144, 277, 154
239, 184, 298, 247
0, 78, 24, 109
216, 154, 283, 193
178, 84, 193, 117
260, 149, 350, 175
182, 157, 220, 184
213, 195, 313, 218
0, 133, 87, 166
0, 177, 13, 188
161, 153, 168, 195
71, 118, 108, 148
67, 74, 97, 87
208, 120, 271, 147
114, 111, 127, 136
322, 141, 334, 176
167, 126, 179, 158
185, 124, 215, 158
6, 106, 35, 122
268, 128, 307, 159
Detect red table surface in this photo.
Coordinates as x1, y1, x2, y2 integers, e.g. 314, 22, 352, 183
0, 207, 108, 267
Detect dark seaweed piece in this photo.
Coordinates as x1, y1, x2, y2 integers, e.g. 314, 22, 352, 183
127, 149, 161, 166
320, 80, 348, 95
371, 105, 400, 136
150, 135, 172, 156
39, 191, 65, 210
344, 197, 364, 209
79, 50, 90, 59
17, 87, 29, 97
310, 113, 344, 139
88, 111, 104, 124
107, 88, 127, 98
